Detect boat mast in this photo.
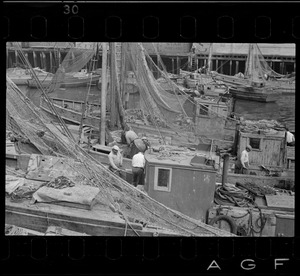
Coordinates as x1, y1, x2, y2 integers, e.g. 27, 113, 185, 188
244, 43, 253, 80
207, 43, 213, 73
100, 42, 108, 145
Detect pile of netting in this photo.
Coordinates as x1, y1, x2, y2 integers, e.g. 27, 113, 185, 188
6, 77, 233, 236
239, 119, 286, 134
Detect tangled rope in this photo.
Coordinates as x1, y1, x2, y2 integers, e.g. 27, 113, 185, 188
46, 176, 75, 189
214, 184, 255, 207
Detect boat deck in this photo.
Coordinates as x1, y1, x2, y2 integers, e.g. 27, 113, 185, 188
5, 184, 180, 236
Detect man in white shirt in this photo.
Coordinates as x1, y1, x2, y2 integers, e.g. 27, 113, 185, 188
108, 145, 123, 177
235, 145, 252, 174
131, 151, 145, 187
286, 128, 295, 146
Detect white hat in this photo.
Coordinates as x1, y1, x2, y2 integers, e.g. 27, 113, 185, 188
112, 145, 120, 151
246, 144, 252, 150
141, 136, 147, 140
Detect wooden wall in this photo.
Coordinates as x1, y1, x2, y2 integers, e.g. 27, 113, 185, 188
238, 132, 285, 167
145, 163, 216, 222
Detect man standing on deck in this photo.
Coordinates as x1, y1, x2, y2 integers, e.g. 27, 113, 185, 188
234, 145, 252, 174
286, 128, 295, 146
108, 145, 123, 177
132, 151, 146, 187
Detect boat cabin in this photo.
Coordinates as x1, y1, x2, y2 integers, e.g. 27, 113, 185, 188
144, 151, 217, 222
183, 95, 237, 142
237, 123, 294, 173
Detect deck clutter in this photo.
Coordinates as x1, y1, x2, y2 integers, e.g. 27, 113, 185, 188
6, 42, 295, 236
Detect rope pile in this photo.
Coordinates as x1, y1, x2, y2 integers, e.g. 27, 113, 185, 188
214, 184, 255, 207
46, 176, 75, 189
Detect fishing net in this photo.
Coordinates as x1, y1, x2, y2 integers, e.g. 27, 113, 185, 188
46, 44, 97, 92
245, 44, 286, 81
122, 43, 235, 145
124, 43, 192, 127
6, 76, 233, 236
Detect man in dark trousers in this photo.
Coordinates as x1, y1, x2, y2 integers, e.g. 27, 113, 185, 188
131, 151, 145, 187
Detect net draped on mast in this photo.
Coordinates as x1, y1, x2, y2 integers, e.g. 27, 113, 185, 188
46, 44, 97, 93
124, 43, 196, 133
245, 44, 287, 81
6, 76, 232, 237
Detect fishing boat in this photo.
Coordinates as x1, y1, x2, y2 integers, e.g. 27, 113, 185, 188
6, 43, 295, 237
265, 73, 295, 94
40, 96, 102, 129
27, 70, 101, 89
5, 136, 232, 237
179, 69, 229, 96
211, 44, 286, 102
213, 74, 281, 102
6, 67, 51, 86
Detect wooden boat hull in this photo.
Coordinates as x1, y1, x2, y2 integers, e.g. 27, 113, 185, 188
27, 74, 101, 88
229, 86, 282, 102
5, 197, 179, 236
40, 97, 101, 129
7, 76, 31, 85
266, 80, 295, 94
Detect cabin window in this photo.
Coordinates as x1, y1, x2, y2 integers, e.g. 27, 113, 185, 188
154, 167, 172, 192
199, 104, 209, 116
249, 137, 261, 150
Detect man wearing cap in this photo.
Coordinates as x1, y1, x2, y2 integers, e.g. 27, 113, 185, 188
108, 145, 123, 177
141, 136, 150, 152
235, 145, 252, 174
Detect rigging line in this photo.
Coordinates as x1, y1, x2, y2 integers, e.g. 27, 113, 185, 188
138, 79, 167, 145
137, 45, 233, 134
124, 46, 166, 144
15, 43, 75, 141
77, 43, 98, 144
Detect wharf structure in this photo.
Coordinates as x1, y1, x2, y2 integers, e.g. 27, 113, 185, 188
6, 42, 295, 76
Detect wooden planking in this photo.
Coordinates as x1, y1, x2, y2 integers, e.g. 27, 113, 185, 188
265, 194, 295, 211
239, 132, 285, 167
45, 226, 89, 236
221, 172, 294, 187
6, 209, 141, 236
6, 198, 143, 231
5, 207, 179, 237
275, 214, 295, 237
286, 146, 295, 159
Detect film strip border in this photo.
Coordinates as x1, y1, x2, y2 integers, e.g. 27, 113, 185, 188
1, 237, 299, 273
3, 2, 300, 41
